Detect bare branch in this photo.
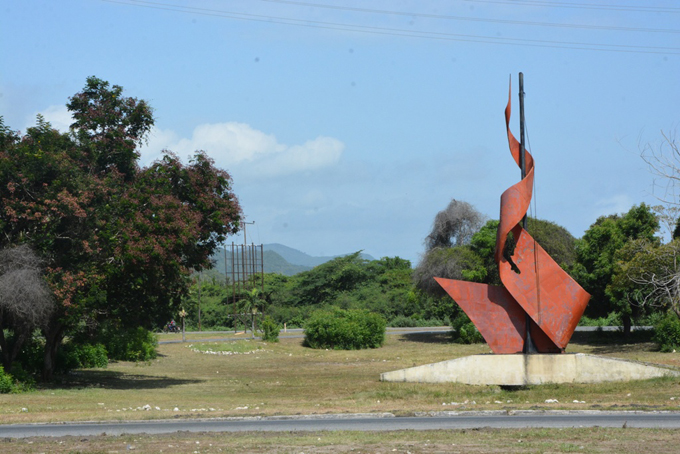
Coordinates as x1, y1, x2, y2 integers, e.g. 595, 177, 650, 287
425, 199, 485, 250
0, 244, 54, 328
640, 129, 680, 206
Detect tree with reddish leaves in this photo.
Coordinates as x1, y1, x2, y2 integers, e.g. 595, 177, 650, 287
0, 78, 241, 379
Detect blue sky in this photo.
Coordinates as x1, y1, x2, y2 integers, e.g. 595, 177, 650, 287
2, 1, 679, 264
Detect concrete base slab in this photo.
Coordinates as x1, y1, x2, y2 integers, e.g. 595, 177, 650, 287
380, 354, 680, 386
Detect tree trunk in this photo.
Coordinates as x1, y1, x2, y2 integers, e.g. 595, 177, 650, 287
0, 325, 10, 372
622, 314, 632, 339
42, 318, 64, 382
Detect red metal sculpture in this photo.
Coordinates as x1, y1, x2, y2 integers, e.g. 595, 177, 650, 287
435, 83, 590, 354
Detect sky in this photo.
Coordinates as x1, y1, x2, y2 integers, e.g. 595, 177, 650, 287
1, 1, 679, 265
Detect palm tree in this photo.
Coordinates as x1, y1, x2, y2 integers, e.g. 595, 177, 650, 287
238, 288, 265, 339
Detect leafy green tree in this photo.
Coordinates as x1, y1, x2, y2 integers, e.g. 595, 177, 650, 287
0, 78, 242, 379
67, 76, 154, 178
610, 238, 680, 321
291, 252, 369, 307
572, 204, 659, 334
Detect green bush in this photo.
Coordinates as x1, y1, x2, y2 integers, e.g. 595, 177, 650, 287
389, 315, 418, 328
260, 316, 280, 343
59, 343, 108, 370
0, 366, 14, 394
103, 326, 158, 361
653, 313, 680, 352
451, 313, 484, 344
304, 308, 386, 350
6, 364, 35, 392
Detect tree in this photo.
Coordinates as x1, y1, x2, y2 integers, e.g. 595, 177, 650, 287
292, 252, 369, 307
412, 246, 485, 297
0, 245, 54, 372
609, 239, 680, 321
67, 76, 154, 178
572, 203, 659, 334
414, 200, 486, 296
0, 78, 242, 379
640, 130, 679, 205
425, 199, 485, 250
238, 288, 267, 338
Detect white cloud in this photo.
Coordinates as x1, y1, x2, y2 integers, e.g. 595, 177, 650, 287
139, 122, 344, 177
27, 105, 72, 132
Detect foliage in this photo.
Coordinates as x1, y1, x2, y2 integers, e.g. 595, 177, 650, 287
0, 366, 14, 393
67, 76, 154, 178
304, 308, 386, 350
260, 316, 280, 342
57, 342, 108, 371
610, 239, 680, 322
388, 315, 418, 327
525, 217, 578, 269
100, 326, 158, 362
412, 246, 486, 297
572, 204, 659, 331
653, 313, 680, 352
292, 252, 370, 307
0, 77, 242, 379
451, 313, 484, 344
468, 220, 502, 285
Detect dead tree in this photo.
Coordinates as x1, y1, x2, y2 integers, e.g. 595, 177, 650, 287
425, 199, 484, 250
0, 244, 54, 372
414, 200, 485, 296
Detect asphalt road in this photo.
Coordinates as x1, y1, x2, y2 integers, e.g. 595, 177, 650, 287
2, 412, 680, 438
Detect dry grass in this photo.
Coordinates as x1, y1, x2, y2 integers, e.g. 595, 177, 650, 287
4, 428, 680, 453
1, 331, 679, 425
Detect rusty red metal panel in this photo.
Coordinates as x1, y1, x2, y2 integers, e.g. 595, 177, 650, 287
434, 81, 590, 354
435, 278, 525, 354
500, 226, 590, 349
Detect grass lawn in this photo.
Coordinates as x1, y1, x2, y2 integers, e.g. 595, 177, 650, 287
5, 428, 680, 453
1, 330, 680, 452
2, 330, 679, 424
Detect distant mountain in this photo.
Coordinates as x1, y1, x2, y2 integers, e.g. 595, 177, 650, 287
263, 243, 375, 267
207, 244, 375, 277
210, 248, 311, 276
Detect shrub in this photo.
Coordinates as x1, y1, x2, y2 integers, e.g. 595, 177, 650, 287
451, 313, 484, 344
0, 366, 14, 394
653, 313, 680, 352
63, 343, 109, 369
260, 316, 280, 343
103, 326, 158, 361
304, 308, 386, 350
389, 315, 418, 328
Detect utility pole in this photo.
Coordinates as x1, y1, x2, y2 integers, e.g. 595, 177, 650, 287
242, 221, 255, 246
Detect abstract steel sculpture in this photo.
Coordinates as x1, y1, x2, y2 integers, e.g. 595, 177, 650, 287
435, 78, 590, 354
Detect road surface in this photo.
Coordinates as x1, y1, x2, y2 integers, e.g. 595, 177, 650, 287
2, 412, 679, 438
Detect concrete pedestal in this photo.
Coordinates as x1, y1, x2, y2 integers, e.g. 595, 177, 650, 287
380, 354, 680, 386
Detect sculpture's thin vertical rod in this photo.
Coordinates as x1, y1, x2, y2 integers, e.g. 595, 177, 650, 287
519, 72, 536, 354
518, 72, 527, 230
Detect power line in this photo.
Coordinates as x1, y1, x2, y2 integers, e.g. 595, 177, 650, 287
461, 0, 680, 13
105, 0, 680, 55
258, 0, 680, 34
